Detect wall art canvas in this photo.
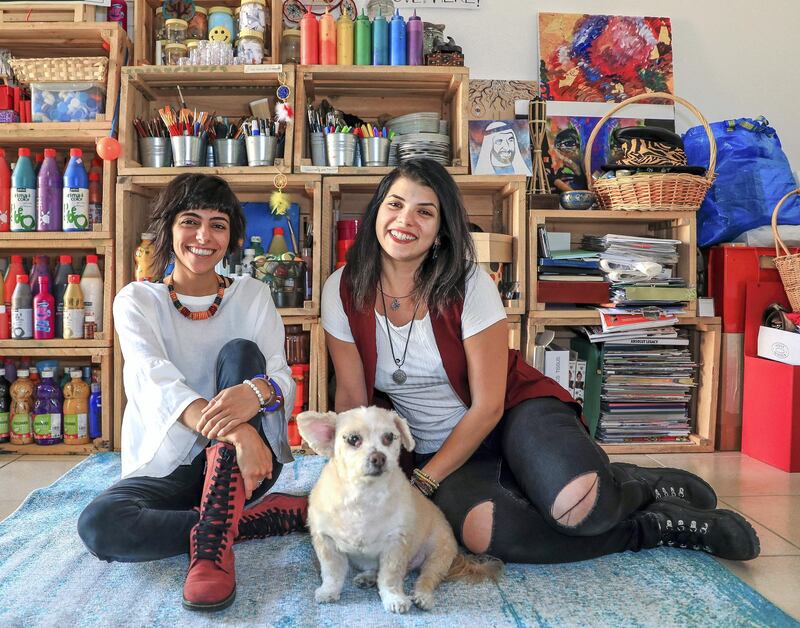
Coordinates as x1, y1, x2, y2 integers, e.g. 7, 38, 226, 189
539, 12, 673, 103
468, 80, 538, 119
469, 120, 533, 176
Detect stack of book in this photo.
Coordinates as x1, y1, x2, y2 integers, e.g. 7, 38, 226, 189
537, 226, 610, 304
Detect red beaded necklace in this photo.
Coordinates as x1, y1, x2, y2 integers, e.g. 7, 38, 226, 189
166, 274, 226, 321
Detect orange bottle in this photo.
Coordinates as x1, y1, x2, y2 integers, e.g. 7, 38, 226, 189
63, 369, 90, 445
10, 368, 34, 445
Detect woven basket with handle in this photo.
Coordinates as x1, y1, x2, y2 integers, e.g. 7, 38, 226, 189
772, 188, 800, 312
584, 92, 716, 211
9, 57, 108, 85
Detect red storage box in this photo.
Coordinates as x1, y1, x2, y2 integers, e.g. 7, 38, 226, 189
741, 282, 800, 472
537, 280, 610, 304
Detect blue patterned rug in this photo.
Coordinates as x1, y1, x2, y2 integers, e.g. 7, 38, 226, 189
0, 453, 796, 627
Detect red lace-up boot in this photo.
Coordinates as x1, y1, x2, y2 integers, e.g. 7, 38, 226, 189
236, 493, 309, 541
182, 443, 245, 612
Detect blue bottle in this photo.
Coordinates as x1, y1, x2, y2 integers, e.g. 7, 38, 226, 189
372, 14, 388, 65
389, 9, 406, 66
88, 382, 101, 439
62, 148, 89, 232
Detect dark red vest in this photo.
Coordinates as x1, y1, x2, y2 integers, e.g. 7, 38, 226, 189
339, 267, 578, 411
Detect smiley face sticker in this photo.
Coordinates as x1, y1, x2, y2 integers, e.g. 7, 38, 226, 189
209, 26, 231, 43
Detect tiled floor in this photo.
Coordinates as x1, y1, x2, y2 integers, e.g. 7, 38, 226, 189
0, 451, 798, 620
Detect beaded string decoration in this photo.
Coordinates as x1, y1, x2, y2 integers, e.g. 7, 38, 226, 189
167, 274, 226, 320
275, 71, 294, 123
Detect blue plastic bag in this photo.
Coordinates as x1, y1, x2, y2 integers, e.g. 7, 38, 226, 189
683, 116, 800, 247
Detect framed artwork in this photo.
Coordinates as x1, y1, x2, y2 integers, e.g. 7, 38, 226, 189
468, 80, 537, 119
539, 12, 673, 103
469, 120, 533, 176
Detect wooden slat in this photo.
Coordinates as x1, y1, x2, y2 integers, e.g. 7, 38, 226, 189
0, 2, 92, 24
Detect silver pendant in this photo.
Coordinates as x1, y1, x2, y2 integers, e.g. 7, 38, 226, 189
390, 298, 401, 311
392, 368, 407, 384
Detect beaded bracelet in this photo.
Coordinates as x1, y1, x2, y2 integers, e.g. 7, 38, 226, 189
243, 378, 269, 413
411, 468, 440, 497
252, 374, 284, 413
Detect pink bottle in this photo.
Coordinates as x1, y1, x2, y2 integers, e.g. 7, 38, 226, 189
33, 276, 55, 340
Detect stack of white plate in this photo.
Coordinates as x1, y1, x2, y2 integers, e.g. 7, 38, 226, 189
395, 132, 451, 166
387, 112, 441, 135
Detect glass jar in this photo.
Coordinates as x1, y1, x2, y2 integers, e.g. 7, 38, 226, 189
156, 39, 168, 65
165, 42, 188, 66
239, 0, 266, 33
280, 28, 301, 64
165, 18, 188, 44
208, 6, 235, 43
284, 325, 310, 365
154, 7, 166, 40
187, 6, 208, 40
237, 29, 264, 64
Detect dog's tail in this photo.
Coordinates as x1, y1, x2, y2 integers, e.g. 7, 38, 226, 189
446, 553, 504, 583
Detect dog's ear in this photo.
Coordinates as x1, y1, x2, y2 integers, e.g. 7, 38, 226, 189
391, 412, 416, 452
296, 411, 338, 457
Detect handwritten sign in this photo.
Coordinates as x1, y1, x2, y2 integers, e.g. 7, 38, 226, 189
392, 0, 480, 8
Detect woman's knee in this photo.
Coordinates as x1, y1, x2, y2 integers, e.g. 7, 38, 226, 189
77, 496, 137, 562
461, 500, 494, 554
551, 472, 599, 531
219, 338, 259, 360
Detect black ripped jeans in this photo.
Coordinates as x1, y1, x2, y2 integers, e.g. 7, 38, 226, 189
77, 339, 283, 563
415, 397, 652, 563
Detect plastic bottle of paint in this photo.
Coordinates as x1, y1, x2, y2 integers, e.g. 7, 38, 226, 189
0, 280, 7, 341
4, 254, 24, 337
11, 148, 36, 232
34, 152, 44, 175
33, 275, 55, 340
354, 9, 371, 66
54, 255, 74, 338
10, 369, 34, 445
267, 227, 289, 256
336, 11, 354, 65
372, 13, 388, 65
37, 148, 62, 231
63, 369, 90, 445
88, 382, 102, 439
0, 148, 11, 232
299, 10, 319, 65
0, 369, 10, 443
62, 148, 89, 232
88, 171, 102, 227
63, 274, 85, 339
407, 9, 423, 66
389, 9, 406, 66
33, 368, 63, 445
29, 255, 51, 298
80, 254, 104, 332
319, 9, 336, 65
11, 274, 33, 340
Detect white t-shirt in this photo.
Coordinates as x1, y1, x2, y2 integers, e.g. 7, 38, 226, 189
322, 266, 506, 453
113, 276, 295, 479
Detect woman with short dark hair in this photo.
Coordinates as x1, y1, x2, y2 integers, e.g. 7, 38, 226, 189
78, 174, 307, 612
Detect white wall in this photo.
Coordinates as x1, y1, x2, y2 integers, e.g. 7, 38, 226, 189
418, 0, 799, 170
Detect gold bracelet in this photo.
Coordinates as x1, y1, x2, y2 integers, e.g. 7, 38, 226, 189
411, 468, 440, 496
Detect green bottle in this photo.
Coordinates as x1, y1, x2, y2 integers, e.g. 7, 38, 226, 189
354, 9, 372, 66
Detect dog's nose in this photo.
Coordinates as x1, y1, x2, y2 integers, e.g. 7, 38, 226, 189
368, 451, 386, 469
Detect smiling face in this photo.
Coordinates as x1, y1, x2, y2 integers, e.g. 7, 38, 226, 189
490, 130, 516, 165
375, 177, 441, 267
171, 209, 231, 278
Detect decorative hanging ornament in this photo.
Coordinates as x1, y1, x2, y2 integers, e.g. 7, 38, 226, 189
270, 173, 290, 215
275, 71, 294, 123
96, 136, 121, 161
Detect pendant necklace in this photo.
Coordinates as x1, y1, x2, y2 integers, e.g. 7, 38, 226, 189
378, 284, 416, 311
379, 278, 421, 385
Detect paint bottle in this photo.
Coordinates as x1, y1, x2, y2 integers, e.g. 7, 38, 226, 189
319, 9, 336, 65
389, 9, 406, 66
81, 254, 104, 332
63, 369, 90, 445
54, 255, 74, 338
88, 382, 102, 439
11, 148, 36, 232
4, 254, 25, 334
372, 13, 388, 65
29, 366, 40, 386
299, 10, 319, 65
336, 11, 354, 65
83, 314, 97, 340
249, 235, 265, 256
267, 227, 289, 256
33, 368, 62, 445
88, 171, 102, 227
0, 148, 11, 232
33, 275, 55, 340
11, 274, 33, 340
10, 368, 34, 445
63, 274, 85, 339
407, 9, 423, 66
354, 9, 371, 66
0, 279, 7, 341
4, 359, 16, 384
63, 148, 89, 232
37, 148, 62, 232
29, 255, 51, 298
34, 152, 44, 175
0, 369, 10, 443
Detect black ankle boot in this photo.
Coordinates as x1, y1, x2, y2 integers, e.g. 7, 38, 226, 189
615, 462, 717, 509
636, 497, 760, 561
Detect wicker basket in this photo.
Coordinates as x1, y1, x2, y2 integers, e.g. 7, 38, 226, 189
9, 56, 108, 85
584, 92, 716, 211
771, 188, 800, 312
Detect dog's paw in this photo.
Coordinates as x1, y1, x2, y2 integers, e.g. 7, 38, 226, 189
412, 590, 435, 611
381, 591, 412, 614
353, 571, 378, 589
314, 585, 341, 604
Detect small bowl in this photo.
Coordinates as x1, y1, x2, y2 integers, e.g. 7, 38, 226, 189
559, 190, 596, 210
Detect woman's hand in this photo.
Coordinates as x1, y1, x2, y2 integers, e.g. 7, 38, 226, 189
222, 423, 273, 500
197, 383, 261, 440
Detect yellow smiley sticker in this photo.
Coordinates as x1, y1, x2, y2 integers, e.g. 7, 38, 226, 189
209, 26, 231, 42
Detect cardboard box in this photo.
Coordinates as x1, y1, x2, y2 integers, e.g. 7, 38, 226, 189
470, 233, 512, 264
717, 333, 744, 451
758, 326, 800, 366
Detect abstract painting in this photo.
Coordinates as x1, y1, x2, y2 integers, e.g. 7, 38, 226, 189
469, 120, 533, 176
539, 12, 673, 103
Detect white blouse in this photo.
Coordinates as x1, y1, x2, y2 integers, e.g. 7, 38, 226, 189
113, 276, 295, 479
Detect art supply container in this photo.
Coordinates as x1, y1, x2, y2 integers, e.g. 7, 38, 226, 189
389, 9, 407, 65
300, 10, 319, 64
265, 260, 306, 308
407, 9, 423, 65
319, 9, 337, 65
336, 12, 354, 65
354, 9, 371, 65
36, 148, 62, 231
214, 138, 246, 167
165, 43, 188, 66
280, 28, 301, 63
372, 13, 388, 65
309, 131, 327, 166
326, 133, 356, 167
240, 0, 267, 32
171, 135, 206, 167
245, 135, 277, 166
208, 6, 235, 43
187, 6, 208, 40
237, 29, 264, 64
138, 137, 172, 168
165, 18, 188, 44
360, 136, 391, 166
63, 148, 89, 232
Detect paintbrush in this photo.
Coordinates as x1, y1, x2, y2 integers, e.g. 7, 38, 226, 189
249, 97, 271, 119
176, 85, 191, 121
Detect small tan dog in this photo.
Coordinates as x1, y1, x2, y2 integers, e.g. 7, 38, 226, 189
297, 406, 502, 614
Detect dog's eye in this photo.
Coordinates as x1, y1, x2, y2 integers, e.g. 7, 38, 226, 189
381, 433, 396, 446
346, 434, 362, 447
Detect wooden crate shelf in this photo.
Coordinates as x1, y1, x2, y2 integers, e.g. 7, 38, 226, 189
134, 0, 283, 67
293, 65, 469, 175
528, 209, 697, 317
321, 175, 526, 315
0, 346, 113, 454
523, 317, 721, 454
118, 65, 295, 174
0, 2, 96, 24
